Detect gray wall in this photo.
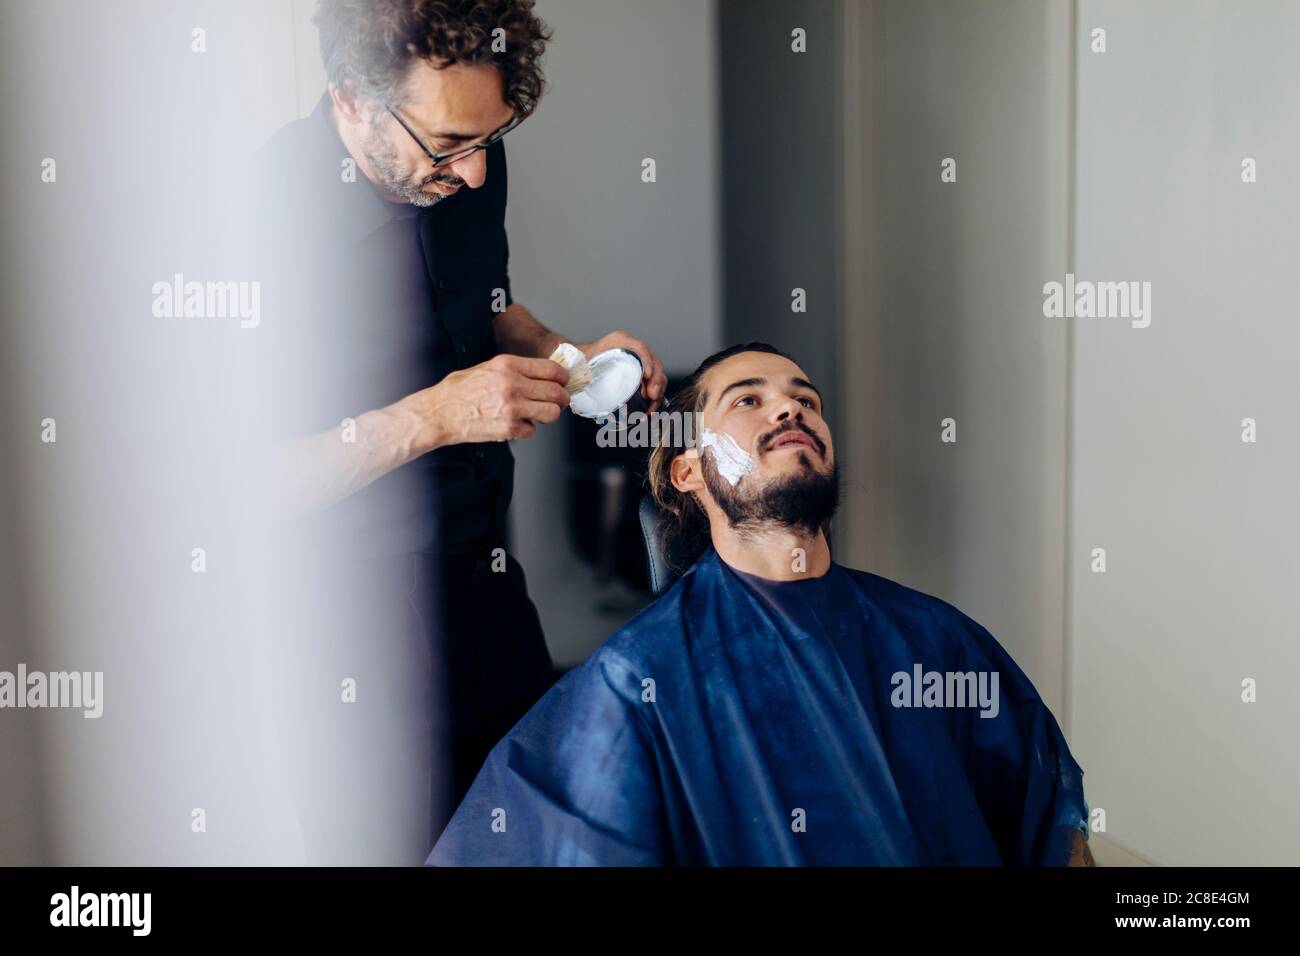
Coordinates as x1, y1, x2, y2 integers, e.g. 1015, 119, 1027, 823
839, 0, 1073, 710
719, 0, 840, 419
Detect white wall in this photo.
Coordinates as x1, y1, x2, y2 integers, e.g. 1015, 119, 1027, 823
1068, 0, 1300, 866
841, 0, 1299, 865
0, 0, 315, 865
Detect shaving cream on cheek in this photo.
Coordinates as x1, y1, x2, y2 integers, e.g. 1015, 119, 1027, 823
698, 428, 754, 486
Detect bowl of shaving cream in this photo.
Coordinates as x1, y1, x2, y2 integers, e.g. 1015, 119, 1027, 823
566, 348, 645, 420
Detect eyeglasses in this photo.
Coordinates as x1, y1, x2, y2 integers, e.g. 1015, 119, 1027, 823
385, 104, 523, 169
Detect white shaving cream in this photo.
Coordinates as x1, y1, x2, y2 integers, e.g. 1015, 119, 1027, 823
698, 427, 754, 486
569, 349, 643, 418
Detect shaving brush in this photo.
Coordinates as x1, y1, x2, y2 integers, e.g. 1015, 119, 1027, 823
549, 342, 594, 393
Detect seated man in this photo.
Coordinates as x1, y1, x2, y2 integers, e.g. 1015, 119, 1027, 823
429, 342, 1093, 866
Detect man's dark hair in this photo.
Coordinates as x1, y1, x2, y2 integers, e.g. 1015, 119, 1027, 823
647, 342, 801, 569
314, 0, 552, 116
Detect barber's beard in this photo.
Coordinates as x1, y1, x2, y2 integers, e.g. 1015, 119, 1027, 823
361, 117, 460, 208
701, 449, 840, 539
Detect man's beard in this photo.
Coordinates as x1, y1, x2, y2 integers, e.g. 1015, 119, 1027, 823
700, 428, 840, 538
362, 115, 461, 208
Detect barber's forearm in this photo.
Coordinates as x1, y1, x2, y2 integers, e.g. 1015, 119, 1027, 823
492, 302, 564, 359
275, 400, 442, 514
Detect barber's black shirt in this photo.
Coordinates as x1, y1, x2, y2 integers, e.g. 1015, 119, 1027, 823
258, 92, 516, 558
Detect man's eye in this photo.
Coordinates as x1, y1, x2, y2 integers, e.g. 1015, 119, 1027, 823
734, 395, 757, 407
798, 396, 815, 408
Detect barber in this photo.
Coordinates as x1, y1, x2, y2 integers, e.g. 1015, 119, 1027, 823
261, 0, 665, 855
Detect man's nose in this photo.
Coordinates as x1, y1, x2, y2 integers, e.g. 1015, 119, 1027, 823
770, 399, 805, 424
448, 149, 488, 189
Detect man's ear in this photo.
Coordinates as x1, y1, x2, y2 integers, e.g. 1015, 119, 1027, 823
670, 448, 705, 494
328, 78, 366, 125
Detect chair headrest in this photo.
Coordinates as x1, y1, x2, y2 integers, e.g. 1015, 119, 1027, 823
637, 494, 681, 597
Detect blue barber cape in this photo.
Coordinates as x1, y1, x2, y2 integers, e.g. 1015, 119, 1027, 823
429, 547, 1088, 866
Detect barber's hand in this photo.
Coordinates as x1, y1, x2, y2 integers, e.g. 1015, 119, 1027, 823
577, 331, 668, 412
405, 353, 572, 449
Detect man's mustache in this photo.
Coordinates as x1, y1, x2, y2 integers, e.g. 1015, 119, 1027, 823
759, 420, 826, 458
